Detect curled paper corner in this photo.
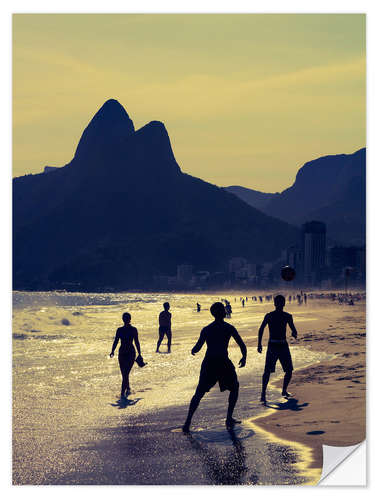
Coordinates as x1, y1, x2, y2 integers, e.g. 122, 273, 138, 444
318, 441, 366, 485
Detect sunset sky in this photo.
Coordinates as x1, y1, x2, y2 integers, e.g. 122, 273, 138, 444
13, 14, 365, 192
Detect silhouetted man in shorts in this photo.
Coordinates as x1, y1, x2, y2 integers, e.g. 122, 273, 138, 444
258, 294, 297, 402
156, 302, 172, 353
182, 302, 247, 432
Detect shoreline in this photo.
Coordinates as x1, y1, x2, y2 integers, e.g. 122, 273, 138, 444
246, 361, 325, 483
246, 302, 366, 481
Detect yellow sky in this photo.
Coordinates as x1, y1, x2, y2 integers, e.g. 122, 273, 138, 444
13, 14, 365, 192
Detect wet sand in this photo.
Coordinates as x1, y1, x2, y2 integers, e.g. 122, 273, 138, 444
250, 299, 366, 472
13, 369, 317, 485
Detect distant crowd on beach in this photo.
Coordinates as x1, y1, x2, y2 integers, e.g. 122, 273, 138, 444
216, 291, 365, 314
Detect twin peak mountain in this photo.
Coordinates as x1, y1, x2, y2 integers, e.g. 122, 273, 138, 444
71, 99, 180, 180
13, 99, 359, 290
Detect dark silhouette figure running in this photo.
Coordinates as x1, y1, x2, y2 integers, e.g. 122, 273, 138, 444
156, 302, 172, 353
183, 302, 247, 432
257, 295, 297, 402
197, 303, 201, 312
110, 312, 141, 399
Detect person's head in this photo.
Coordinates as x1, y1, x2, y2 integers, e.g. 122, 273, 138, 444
163, 302, 170, 311
274, 295, 285, 309
210, 302, 226, 320
122, 312, 131, 325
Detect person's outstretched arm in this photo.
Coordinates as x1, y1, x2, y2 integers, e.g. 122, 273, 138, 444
232, 328, 247, 367
191, 328, 206, 355
288, 315, 298, 339
110, 329, 120, 357
258, 315, 269, 353
134, 328, 141, 355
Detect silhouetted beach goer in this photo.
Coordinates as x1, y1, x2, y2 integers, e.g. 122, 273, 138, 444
110, 312, 141, 398
242, 299, 245, 307
225, 302, 232, 318
183, 302, 247, 432
156, 302, 172, 353
257, 295, 297, 402
197, 303, 201, 312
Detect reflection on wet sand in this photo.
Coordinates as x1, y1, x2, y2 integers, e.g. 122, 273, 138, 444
186, 428, 255, 485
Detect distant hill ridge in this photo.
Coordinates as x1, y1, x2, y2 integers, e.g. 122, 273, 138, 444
225, 148, 366, 245
13, 99, 298, 290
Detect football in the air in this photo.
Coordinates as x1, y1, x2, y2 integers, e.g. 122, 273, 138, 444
281, 266, 296, 281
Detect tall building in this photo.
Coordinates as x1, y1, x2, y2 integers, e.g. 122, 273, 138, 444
329, 246, 366, 284
286, 245, 304, 279
302, 221, 326, 284
329, 246, 357, 275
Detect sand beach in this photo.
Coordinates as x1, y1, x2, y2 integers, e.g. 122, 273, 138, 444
12, 290, 365, 485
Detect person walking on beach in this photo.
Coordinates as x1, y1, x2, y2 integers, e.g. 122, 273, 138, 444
257, 295, 297, 402
156, 302, 172, 353
225, 302, 232, 318
110, 312, 142, 399
197, 302, 201, 313
182, 302, 247, 432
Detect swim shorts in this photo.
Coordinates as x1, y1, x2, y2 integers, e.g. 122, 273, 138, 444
197, 357, 238, 393
264, 342, 293, 373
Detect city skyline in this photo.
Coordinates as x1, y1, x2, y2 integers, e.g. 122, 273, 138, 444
13, 14, 365, 191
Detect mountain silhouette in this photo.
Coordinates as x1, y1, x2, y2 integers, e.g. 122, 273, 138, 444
225, 186, 278, 211
13, 99, 299, 290
225, 148, 365, 245
74, 98, 135, 163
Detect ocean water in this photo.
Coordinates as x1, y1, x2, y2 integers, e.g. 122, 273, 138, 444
13, 291, 328, 413
13, 291, 330, 484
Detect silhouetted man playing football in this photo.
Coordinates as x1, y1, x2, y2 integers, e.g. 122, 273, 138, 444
182, 302, 247, 433
258, 294, 297, 402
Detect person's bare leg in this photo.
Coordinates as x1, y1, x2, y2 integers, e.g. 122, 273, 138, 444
226, 383, 241, 428
121, 371, 129, 398
183, 389, 205, 432
156, 331, 163, 352
282, 370, 293, 397
167, 332, 172, 353
126, 371, 132, 396
261, 371, 270, 402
